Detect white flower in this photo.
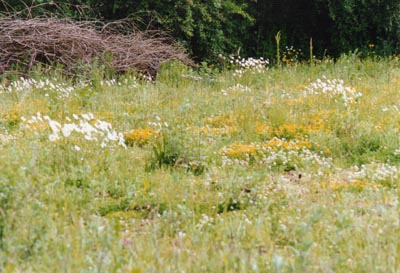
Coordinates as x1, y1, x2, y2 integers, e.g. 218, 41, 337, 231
48, 120, 61, 134
49, 133, 60, 141
81, 113, 92, 121
23, 112, 126, 148
106, 131, 118, 141
95, 120, 112, 131
61, 123, 77, 137
79, 121, 97, 136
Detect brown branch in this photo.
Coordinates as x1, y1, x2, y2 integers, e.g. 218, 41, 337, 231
0, 17, 191, 78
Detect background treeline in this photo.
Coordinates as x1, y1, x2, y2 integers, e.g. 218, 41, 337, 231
1, 0, 400, 62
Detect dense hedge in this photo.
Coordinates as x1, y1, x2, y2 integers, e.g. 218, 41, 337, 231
1, 0, 400, 62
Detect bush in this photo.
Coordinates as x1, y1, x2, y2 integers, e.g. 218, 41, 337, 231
86, 0, 253, 62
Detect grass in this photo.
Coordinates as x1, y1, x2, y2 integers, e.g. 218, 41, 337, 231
1, 56, 400, 272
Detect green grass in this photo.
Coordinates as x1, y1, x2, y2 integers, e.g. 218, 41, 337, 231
1, 57, 400, 272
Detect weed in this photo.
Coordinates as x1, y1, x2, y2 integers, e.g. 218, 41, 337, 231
146, 134, 182, 171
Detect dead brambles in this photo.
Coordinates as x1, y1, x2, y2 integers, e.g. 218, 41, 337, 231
0, 18, 191, 79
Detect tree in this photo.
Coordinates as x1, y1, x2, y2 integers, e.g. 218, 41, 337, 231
327, 0, 400, 55
2, 0, 400, 62
87, 0, 254, 61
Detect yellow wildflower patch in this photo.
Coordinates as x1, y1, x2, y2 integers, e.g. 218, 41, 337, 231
224, 144, 257, 158
273, 123, 304, 138
223, 138, 313, 159
255, 121, 329, 139
325, 179, 380, 192
263, 138, 312, 150
124, 128, 159, 146
1, 100, 50, 129
0, 107, 23, 127
196, 125, 238, 136
254, 122, 269, 135
205, 114, 237, 128
195, 113, 238, 136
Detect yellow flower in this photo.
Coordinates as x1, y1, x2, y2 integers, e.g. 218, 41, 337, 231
254, 122, 269, 135
263, 138, 311, 150
124, 128, 158, 146
224, 144, 257, 158
205, 114, 236, 128
327, 179, 379, 192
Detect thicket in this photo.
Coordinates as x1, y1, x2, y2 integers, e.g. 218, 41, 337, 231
1, 0, 400, 62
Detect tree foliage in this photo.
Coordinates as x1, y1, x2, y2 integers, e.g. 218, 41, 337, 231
86, 0, 253, 62
326, 0, 400, 55
1, 0, 400, 62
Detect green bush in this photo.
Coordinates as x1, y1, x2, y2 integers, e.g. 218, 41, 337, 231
2, 0, 400, 62
87, 0, 253, 62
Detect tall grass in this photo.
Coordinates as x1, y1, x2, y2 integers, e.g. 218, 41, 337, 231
1, 56, 400, 272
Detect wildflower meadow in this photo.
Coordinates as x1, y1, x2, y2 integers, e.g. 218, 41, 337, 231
1, 55, 400, 272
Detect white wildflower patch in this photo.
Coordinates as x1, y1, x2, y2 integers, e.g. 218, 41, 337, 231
304, 76, 362, 106
229, 56, 269, 78
23, 112, 126, 148
0, 77, 139, 99
361, 163, 399, 184
148, 115, 169, 131
196, 214, 214, 230
221, 83, 251, 96
0, 77, 75, 98
100, 77, 139, 89
0, 132, 15, 144
181, 74, 204, 81
337, 163, 399, 185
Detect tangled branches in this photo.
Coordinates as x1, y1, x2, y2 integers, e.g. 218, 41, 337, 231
0, 18, 191, 79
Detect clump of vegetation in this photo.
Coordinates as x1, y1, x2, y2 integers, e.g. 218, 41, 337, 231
145, 134, 207, 176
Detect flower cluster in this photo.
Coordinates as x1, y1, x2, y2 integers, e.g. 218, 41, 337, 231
327, 179, 379, 192
148, 115, 169, 131
22, 112, 126, 148
334, 163, 399, 186
361, 163, 399, 185
196, 214, 215, 230
305, 76, 362, 106
124, 128, 159, 146
0, 132, 15, 144
100, 78, 139, 89
221, 83, 251, 96
195, 125, 238, 137
229, 56, 269, 78
221, 138, 331, 172
205, 114, 237, 128
1, 78, 75, 98
281, 46, 303, 66
256, 121, 329, 139
0, 105, 24, 129
194, 114, 238, 136
223, 139, 312, 158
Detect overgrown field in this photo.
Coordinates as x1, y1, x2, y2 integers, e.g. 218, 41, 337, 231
1, 56, 400, 272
